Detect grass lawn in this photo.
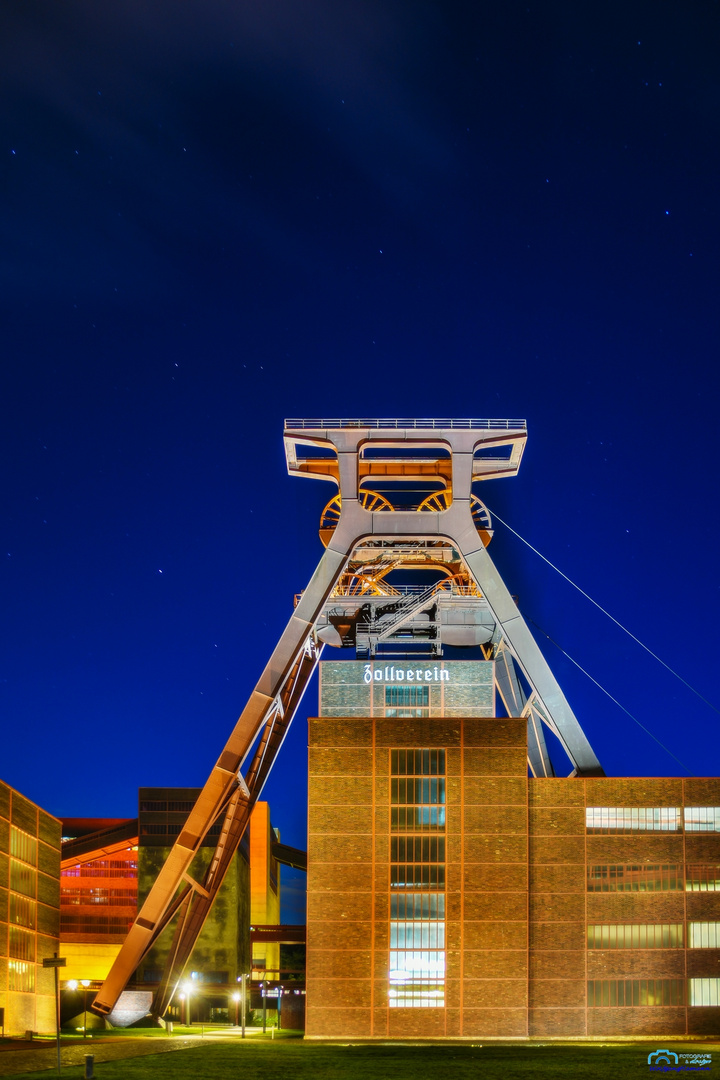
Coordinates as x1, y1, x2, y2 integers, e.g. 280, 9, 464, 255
13, 1034, 720, 1080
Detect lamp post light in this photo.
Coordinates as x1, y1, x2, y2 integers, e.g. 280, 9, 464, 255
231, 992, 240, 1027
182, 981, 193, 1027
66, 980, 91, 1038
80, 981, 90, 1039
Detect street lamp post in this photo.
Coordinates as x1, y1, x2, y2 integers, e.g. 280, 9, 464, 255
182, 981, 193, 1027
80, 981, 90, 1038
231, 992, 240, 1027
66, 980, 91, 1038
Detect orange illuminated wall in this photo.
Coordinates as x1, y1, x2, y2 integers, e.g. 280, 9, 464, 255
249, 802, 281, 978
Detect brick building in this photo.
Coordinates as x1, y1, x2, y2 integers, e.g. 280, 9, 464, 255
306, 664, 720, 1038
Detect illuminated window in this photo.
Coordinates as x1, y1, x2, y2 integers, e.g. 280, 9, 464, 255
8, 960, 35, 993
684, 808, 720, 832
10, 827, 37, 866
689, 923, 720, 948
385, 686, 430, 717
588, 980, 685, 1006
587, 865, 681, 892
690, 979, 720, 1006
9, 894, 36, 928
587, 924, 683, 949
686, 866, 720, 892
389, 749, 446, 1007
9, 860, 35, 898
585, 807, 680, 833
391, 751, 445, 831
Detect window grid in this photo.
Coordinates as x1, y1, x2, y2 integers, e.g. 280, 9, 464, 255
686, 866, 720, 892
389, 748, 446, 1008
684, 808, 720, 832
587, 924, 683, 949
62, 863, 138, 879
587, 865, 681, 893
690, 979, 720, 1006
61, 887, 137, 906
10, 827, 37, 866
9, 926, 36, 962
9, 893, 36, 929
586, 807, 680, 833
9, 860, 35, 898
689, 923, 720, 949
8, 960, 35, 993
588, 980, 685, 1007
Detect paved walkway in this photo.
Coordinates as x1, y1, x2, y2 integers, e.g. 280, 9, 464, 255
0, 1032, 251, 1076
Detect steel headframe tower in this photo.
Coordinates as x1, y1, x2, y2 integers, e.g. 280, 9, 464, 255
93, 418, 603, 1020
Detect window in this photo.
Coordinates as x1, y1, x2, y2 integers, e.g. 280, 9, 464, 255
386, 686, 430, 717
140, 823, 181, 836
686, 866, 720, 892
9, 927, 35, 962
389, 749, 446, 1007
689, 923, 720, 948
9, 860, 35, 898
588, 980, 685, 1006
690, 979, 720, 1006
587, 865, 681, 892
684, 808, 720, 832
391, 751, 445, 831
587, 924, 683, 949
8, 960, 35, 993
9, 894, 36, 928
10, 827, 37, 866
585, 807, 680, 833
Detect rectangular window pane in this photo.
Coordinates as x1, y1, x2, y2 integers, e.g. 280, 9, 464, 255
9, 926, 35, 962
588, 979, 686, 1006
686, 866, 720, 891
690, 979, 720, 1006
9, 893, 36, 929
9, 860, 35, 898
684, 808, 720, 832
390, 748, 446, 1007
689, 923, 720, 948
10, 827, 37, 866
8, 960, 35, 993
587, 924, 683, 949
587, 865, 681, 892
586, 808, 680, 833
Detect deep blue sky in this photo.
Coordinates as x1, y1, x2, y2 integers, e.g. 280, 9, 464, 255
2, 2, 720, 919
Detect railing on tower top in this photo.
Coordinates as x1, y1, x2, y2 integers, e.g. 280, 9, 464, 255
284, 418, 526, 431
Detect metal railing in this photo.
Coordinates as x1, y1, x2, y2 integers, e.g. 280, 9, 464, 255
285, 418, 526, 431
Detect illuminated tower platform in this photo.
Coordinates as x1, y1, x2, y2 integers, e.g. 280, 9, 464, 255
94, 420, 720, 1038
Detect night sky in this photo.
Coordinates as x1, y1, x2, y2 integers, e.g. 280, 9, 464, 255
2, 2, 720, 921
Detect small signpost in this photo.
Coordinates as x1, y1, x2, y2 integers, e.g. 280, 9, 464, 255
43, 955, 66, 1074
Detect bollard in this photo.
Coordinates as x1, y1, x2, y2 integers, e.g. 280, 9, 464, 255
84, 1054, 95, 1079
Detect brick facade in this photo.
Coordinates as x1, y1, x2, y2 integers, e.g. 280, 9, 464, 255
306, 707, 720, 1038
